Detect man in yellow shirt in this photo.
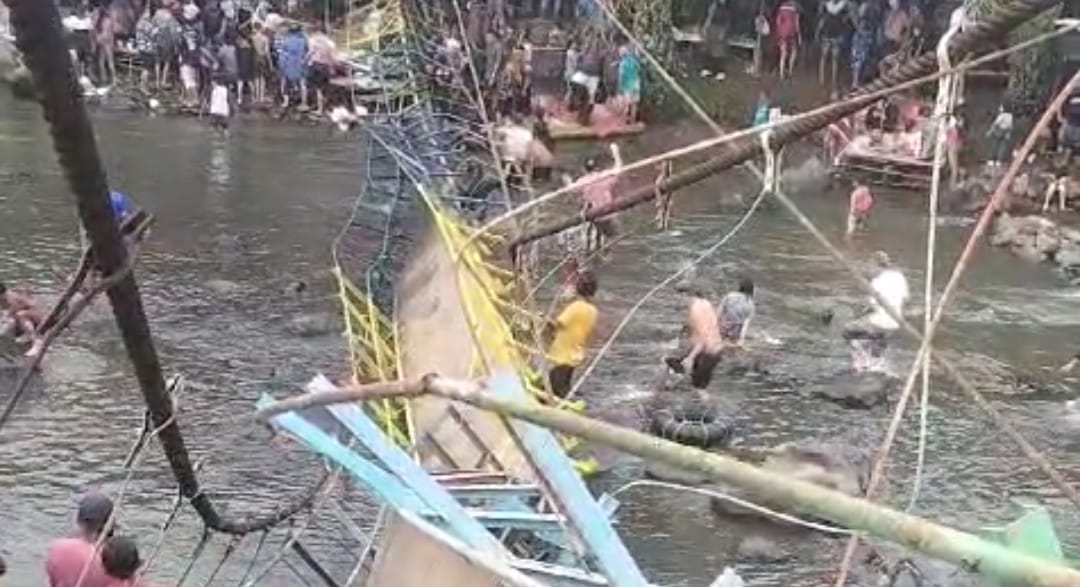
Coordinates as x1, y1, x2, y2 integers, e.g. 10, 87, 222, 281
547, 271, 599, 398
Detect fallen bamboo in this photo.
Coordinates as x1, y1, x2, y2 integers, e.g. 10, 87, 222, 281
256, 376, 1080, 587
505, 0, 1062, 250
832, 67, 1080, 587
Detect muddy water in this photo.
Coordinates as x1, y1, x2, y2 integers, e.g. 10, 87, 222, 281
0, 93, 368, 585
2, 89, 1079, 587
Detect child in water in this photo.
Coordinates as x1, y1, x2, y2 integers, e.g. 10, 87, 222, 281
846, 182, 874, 237
209, 74, 231, 132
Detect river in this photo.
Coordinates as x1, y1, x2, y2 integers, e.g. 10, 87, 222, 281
1, 90, 1079, 586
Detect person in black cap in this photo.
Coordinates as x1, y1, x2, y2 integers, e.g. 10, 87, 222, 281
45, 492, 114, 587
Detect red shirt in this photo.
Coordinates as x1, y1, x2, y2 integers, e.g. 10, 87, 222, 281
852, 186, 874, 215
775, 4, 799, 40
45, 538, 110, 587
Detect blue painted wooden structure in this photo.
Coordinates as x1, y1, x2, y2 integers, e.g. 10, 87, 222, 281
255, 371, 652, 587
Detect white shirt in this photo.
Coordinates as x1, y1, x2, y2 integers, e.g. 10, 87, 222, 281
210, 84, 230, 117
991, 111, 1014, 133
867, 268, 909, 330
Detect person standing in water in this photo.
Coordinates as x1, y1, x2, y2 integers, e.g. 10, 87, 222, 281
564, 143, 623, 254
665, 279, 724, 389
546, 270, 598, 398
654, 159, 674, 230
845, 182, 874, 237
718, 276, 755, 346
843, 251, 909, 373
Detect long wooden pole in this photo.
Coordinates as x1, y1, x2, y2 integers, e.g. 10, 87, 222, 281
256, 376, 1080, 587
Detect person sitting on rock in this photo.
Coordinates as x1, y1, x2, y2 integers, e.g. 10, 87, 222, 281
718, 276, 756, 346
665, 278, 724, 389
843, 251, 909, 373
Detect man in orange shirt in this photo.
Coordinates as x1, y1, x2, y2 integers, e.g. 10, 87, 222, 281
546, 271, 599, 398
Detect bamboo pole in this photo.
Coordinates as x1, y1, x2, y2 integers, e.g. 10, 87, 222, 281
256, 376, 1080, 587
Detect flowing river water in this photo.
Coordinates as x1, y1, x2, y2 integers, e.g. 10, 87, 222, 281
2, 90, 1079, 586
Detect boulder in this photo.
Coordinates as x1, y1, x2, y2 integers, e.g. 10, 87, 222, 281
848, 543, 982, 587
736, 534, 791, 563
808, 370, 896, 409
990, 214, 1062, 262
288, 312, 341, 338
719, 347, 772, 377
990, 213, 1020, 247
711, 438, 869, 522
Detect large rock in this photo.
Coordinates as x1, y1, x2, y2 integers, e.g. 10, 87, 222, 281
990, 214, 1061, 261
807, 370, 896, 409
736, 534, 791, 563
848, 542, 982, 587
710, 438, 869, 522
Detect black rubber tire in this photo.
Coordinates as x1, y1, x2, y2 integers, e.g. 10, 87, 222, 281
648, 403, 736, 449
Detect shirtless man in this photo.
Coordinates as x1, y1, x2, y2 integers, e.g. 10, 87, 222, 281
665, 280, 724, 389
0, 282, 46, 356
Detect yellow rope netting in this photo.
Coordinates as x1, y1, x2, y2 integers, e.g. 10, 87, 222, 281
335, 0, 405, 54
334, 265, 413, 448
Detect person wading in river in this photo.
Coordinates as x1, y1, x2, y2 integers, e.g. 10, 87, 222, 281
718, 275, 756, 346
843, 251, 909, 373
564, 143, 623, 255
546, 270, 598, 398
45, 493, 115, 587
845, 181, 874, 238
665, 278, 724, 389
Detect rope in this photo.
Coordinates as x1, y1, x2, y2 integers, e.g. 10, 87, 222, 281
175, 528, 212, 587
910, 10, 965, 514
571, 0, 1080, 570
564, 188, 767, 401
499, 11, 1077, 250
606, 479, 853, 535
235, 531, 270, 587
199, 535, 240, 587
136, 491, 185, 580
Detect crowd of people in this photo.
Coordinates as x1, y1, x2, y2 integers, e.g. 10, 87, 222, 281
72, 0, 343, 124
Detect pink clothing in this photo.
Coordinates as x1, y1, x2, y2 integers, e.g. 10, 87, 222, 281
46, 537, 110, 587
774, 4, 799, 40
946, 123, 962, 149
852, 186, 874, 215
578, 172, 617, 209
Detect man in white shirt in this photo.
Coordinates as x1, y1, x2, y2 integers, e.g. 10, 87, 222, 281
843, 251, 909, 372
